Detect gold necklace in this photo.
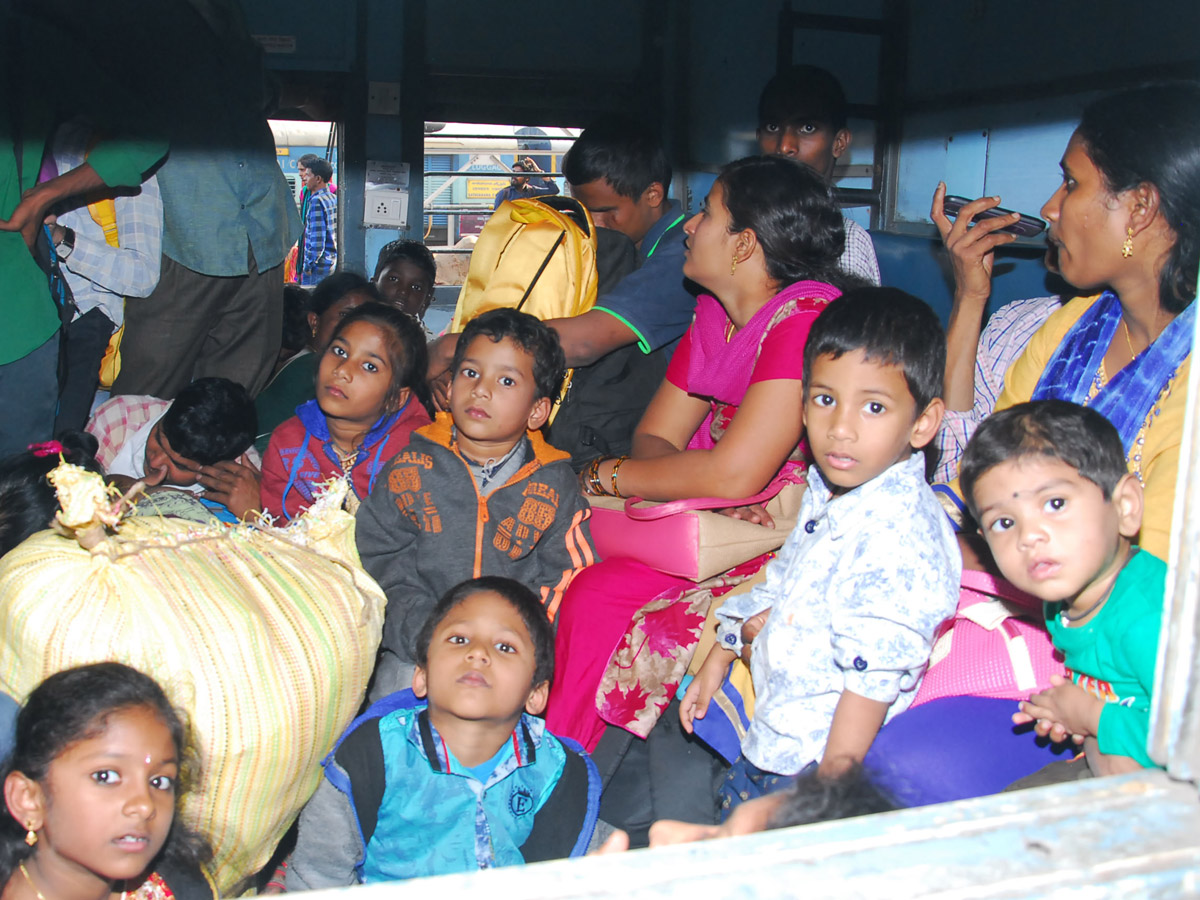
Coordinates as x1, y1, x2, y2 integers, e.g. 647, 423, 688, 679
1122, 317, 1138, 359
19, 862, 128, 900
332, 442, 360, 472
19, 864, 46, 900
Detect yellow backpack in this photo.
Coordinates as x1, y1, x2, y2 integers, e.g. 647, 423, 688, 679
451, 197, 598, 419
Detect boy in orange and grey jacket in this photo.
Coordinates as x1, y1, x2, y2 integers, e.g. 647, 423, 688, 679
356, 309, 594, 700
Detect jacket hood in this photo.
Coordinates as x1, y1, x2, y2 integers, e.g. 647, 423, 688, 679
418, 413, 570, 466
297, 397, 412, 451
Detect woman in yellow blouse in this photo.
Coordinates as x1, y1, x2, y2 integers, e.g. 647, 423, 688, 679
865, 81, 1200, 808
939, 81, 1200, 560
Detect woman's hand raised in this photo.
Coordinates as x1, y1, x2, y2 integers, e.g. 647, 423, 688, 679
934, 182, 1024, 411
931, 182, 1020, 308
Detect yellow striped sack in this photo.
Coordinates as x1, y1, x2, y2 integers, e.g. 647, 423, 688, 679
0, 511, 385, 894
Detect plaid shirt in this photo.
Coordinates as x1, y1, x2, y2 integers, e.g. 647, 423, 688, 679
86, 394, 260, 472
300, 187, 337, 285
935, 295, 1061, 482
841, 217, 880, 285
53, 122, 163, 327
86, 395, 171, 470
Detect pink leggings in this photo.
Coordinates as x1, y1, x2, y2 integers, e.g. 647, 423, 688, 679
546, 557, 692, 751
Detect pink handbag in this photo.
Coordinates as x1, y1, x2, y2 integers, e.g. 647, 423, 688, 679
912, 568, 1067, 706
588, 470, 805, 582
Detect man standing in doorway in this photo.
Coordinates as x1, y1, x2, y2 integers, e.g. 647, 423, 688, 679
299, 157, 337, 286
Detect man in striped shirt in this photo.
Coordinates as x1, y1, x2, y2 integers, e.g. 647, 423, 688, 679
299, 157, 338, 286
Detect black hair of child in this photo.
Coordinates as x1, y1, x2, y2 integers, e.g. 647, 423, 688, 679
306, 157, 333, 183
372, 239, 437, 284
414, 576, 555, 690
767, 763, 898, 830
758, 64, 848, 133
282, 283, 314, 357
453, 308, 566, 404
0, 662, 211, 887
310, 272, 382, 317
716, 155, 848, 289
328, 302, 435, 418
159, 377, 256, 466
802, 287, 946, 412
959, 400, 1129, 521
562, 115, 672, 198
0, 432, 102, 557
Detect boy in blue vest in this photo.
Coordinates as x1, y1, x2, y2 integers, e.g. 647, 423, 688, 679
287, 576, 599, 888
960, 400, 1164, 782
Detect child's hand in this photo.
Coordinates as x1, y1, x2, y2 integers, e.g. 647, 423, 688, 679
739, 610, 770, 664
679, 647, 735, 734
429, 368, 452, 412
718, 503, 775, 529
1014, 675, 1101, 744
594, 829, 630, 854
198, 455, 262, 520
426, 334, 458, 412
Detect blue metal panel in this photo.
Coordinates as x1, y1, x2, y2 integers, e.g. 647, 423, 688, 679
981, 106, 1083, 220
904, 0, 1200, 102
295, 772, 1200, 898
896, 115, 988, 227
894, 96, 1094, 233
241, 0, 356, 71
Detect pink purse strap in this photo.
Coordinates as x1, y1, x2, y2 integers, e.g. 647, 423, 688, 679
622, 467, 803, 521
958, 568, 1043, 616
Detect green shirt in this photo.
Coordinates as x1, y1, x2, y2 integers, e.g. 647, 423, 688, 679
1, 8, 167, 365
1045, 548, 1166, 768
254, 351, 319, 454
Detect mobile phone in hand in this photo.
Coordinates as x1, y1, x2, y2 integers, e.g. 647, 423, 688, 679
942, 195, 1047, 237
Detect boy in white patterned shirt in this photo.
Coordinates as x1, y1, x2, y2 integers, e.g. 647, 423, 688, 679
682, 288, 960, 819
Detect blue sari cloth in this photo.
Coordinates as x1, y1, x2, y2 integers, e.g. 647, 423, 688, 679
1031, 291, 1195, 454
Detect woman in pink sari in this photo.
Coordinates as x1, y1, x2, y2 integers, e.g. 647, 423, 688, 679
548, 156, 865, 752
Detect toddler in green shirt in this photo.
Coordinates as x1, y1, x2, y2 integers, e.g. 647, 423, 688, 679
960, 399, 1165, 779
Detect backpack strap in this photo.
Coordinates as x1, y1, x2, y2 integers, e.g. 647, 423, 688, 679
321, 688, 421, 867
87, 198, 119, 246
519, 735, 601, 862
954, 601, 1040, 692
958, 568, 1044, 615
516, 230, 565, 311
927, 571, 1046, 691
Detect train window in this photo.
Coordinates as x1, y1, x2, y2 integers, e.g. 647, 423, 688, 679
421, 122, 578, 287
270, 120, 339, 206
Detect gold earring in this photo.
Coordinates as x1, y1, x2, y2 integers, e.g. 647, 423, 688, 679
730, 255, 738, 275
24, 825, 36, 847
1122, 226, 1134, 259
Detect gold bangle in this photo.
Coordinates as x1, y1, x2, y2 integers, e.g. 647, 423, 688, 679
610, 455, 629, 498
585, 457, 607, 496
